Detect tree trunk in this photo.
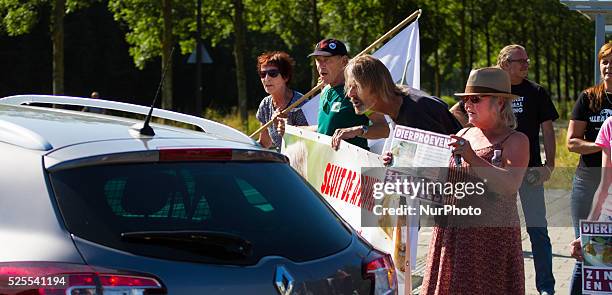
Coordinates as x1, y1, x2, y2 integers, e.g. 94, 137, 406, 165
468, 0, 474, 69
586, 41, 593, 88
458, 0, 467, 85
484, 22, 491, 66
573, 46, 580, 98
195, 0, 203, 116
161, 0, 173, 110
531, 14, 540, 83
434, 47, 440, 97
555, 8, 562, 108
233, 0, 248, 131
483, 1, 496, 66
433, 1, 440, 96
51, 0, 65, 95
546, 46, 552, 94
311, 0, 320, 87
556, 49, 562, 108
563, 33, 570, 119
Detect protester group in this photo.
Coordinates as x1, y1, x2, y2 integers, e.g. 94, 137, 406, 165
254, 37, 612, 294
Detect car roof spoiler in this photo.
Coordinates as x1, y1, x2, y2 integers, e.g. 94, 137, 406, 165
0, 95, 256, 146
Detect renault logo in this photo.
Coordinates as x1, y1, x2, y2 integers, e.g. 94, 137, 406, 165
274, 265, 294, 295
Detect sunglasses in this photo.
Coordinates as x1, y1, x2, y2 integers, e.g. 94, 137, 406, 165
461, 95, 490, 104
508, 58, 530, 65
259, 69, 281, 79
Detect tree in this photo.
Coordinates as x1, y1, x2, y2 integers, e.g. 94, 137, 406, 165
161, 0, 173, 110
247, 0, 322, 87
0, 0, 94, 94
108, 0, 194, 111
198, 0, 263, 130
233, 0, 248, 128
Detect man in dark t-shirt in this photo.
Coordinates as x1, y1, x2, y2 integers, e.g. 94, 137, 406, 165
343, 55, 461, 137
511, 81, 559, 168
499, 44, 558, 295
343, 55, 461, 279
392, 87, 461, 135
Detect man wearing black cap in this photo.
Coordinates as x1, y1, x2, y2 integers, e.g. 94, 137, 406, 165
308, 38, 389, 150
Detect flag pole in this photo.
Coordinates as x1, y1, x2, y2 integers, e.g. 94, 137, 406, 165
249, 9, 422, 139
404, 217, 412, 295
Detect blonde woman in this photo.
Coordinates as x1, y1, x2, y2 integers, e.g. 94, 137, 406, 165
420, 68, 528, 294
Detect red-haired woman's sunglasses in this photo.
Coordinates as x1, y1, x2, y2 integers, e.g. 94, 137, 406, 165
259, 69, 280, 79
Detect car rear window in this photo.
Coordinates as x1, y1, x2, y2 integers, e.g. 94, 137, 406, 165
49, 162, 352, 265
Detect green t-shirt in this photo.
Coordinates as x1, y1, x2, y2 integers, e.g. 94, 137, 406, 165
317, 84, 369, 150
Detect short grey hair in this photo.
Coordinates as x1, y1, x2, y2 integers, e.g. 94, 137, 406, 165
496, 44, 525, 67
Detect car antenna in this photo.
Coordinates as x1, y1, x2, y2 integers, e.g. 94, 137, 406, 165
131, 47, 175, 136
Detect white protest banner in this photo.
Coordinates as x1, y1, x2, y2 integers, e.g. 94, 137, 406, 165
281, 125, 417, 276
281, 125, 383, 228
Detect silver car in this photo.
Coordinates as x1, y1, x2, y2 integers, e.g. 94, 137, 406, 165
0, 95, 397, 295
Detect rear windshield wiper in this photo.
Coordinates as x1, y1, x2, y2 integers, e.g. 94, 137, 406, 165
121, 230, 252, 258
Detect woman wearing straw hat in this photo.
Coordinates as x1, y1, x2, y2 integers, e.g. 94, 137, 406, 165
420, 67, 529, 294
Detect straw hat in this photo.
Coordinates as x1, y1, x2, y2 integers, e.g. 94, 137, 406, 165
454, 67, 518, 99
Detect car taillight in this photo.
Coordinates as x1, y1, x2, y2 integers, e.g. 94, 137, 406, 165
160, 148, 233, 161
159, 148, 288, 163
0, 262, 166, 295
363, 251, 398, 295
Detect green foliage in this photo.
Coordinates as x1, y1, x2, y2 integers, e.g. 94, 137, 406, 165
545, 124, 580, 190
66, 0, 96, 13
414, 0, 593, 98
108, 0, 196, 69
203, 108, 259, 134
553, 100, 576, 121
0, 0, 95, 35
439, 95, 458, 108
199, 0, 234, 45
554, 123, 580, 168
0, 0, 39, 35
247, 0, 316, 49
109, 0, 160, 69
0, 0, 598, 117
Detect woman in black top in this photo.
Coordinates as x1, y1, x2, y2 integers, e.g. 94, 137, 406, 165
567, 41, 612, 294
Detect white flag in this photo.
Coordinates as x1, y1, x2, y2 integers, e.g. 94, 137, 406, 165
373, 20, 420, 89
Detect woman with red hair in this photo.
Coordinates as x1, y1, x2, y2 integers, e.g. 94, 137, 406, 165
255, 51, 307, 150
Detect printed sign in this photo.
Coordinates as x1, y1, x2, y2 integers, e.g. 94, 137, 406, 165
386, 125, 453, 205
581, 220, 612, 294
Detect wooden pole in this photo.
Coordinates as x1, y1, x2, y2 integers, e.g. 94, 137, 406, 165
405, 216, 412, 295
249, 9, 422, 139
